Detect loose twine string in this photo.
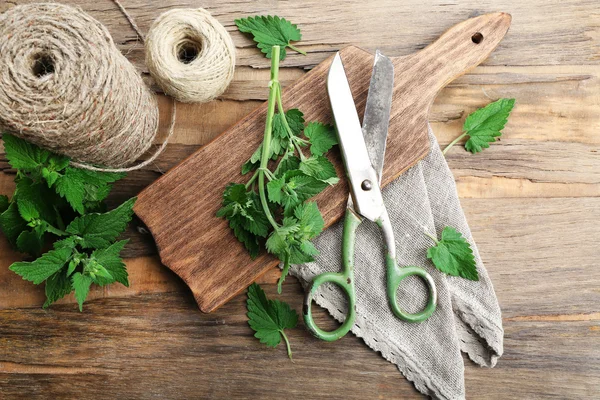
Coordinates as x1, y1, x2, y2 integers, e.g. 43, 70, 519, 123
0, 1, 235, 173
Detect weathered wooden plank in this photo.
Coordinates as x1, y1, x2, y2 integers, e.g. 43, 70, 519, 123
463, 197, 600, 318
5, 0, 598, 70
0, 288, 597, 399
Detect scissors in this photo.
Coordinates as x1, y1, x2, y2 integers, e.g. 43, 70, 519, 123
302, 51, 438, 342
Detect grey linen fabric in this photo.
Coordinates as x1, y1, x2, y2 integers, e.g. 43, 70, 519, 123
290, 127, 503, 400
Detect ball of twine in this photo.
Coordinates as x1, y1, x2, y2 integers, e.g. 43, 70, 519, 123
0, 3, 159, 168
145, 8, 236, 103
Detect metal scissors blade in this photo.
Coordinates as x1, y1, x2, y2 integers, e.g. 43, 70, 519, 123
362, 51, 394, 185
326, 51, 394, 222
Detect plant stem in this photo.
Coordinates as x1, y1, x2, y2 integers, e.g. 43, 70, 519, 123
442, 132, 467, 156
424, 230, 439, 245
45, 224, 69, 237
258, 46, 282, 231
280, 329, 294, 360
288, 44, 306, 56
261, 168, 276, 181
277, 253, 291, 294
293, 140, 307, 161
272, 149, 292, 177
275, 85, 294, 137
275, 84, 307, 161
245, 170, 259, 189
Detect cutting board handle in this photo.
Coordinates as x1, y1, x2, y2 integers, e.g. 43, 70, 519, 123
392, 12, 511, 109
426, 12, 511, 88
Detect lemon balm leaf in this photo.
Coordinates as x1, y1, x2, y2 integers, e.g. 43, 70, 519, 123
426, 227, 478, 281
235, 15, 304, 60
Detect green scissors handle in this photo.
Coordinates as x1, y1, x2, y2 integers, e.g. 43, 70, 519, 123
303, 209, 437, 342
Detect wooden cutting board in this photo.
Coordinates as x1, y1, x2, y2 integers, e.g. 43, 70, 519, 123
134, 12, 511, 312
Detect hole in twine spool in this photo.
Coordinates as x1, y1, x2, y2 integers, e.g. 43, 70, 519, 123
471, 32, 484, 44
31, 53, 55, 77
177, 40, 202, 64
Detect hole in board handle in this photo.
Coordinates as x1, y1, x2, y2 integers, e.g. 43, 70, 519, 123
471, 32, 484, 44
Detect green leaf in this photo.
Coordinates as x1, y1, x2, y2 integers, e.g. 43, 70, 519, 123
294, 202, 324, 238
266, 177, 286, 204
269, 110, 304, 158
230, 218, 262, 259
44, 170, 60, 188
65, 197, 136, 249
89, 264, 114, 281
55, 167, 125, 214
9, 247, 73, 284
274, 154, 300, 178
67, 258, 79, 277
299, 156, 339, 185
241, 146, 263, 175
14, 177, 59, 224
55, 168, 86, 214
464, 98, 515, 154
71, 272, 93, 311
300, 240, 319, 258
241, 160, 258, 175
86, 182, 112, 204
44, 269, 73, 308
47, 153, 70, 173
288, 242, 315, 264
41, 151, 70, 187
16, 229, 45, 256
282, 174, 327, 215
304, 122, 337, 156
54, 236, 77, 251
218, 184, 269, 237
0, 195, 9, 214
91, 240, 129, 287
246, 283, 298, 359
266, 230, 288, 255
2, 134, 49, 170
273, 109, 304, 139
17, 199, 40, 222
242, 135, 289, 174
74, 168, 126, 187
426, 227, 478, 281
0, 202, 28, 245
235, 15, 303, 60
218, 184, 269, 258
265, 202, 323, 266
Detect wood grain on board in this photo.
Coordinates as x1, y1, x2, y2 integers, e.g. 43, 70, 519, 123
0, 0, 599, 399
134, 13, 512, 313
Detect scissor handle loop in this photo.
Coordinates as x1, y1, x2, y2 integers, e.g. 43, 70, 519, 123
303, 271, 356, 342
303, 209, 361, 342
386, 261, 437, 323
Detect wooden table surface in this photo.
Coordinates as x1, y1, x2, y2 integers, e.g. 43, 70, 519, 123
1, 0, 599, 398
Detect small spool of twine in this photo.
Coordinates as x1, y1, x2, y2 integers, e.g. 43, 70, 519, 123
0, 3, 159, 168
145, 8, 236, 103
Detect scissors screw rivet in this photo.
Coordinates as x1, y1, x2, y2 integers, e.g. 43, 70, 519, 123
361, 180, 372, 191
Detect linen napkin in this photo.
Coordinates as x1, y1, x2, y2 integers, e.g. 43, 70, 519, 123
290, 126, 503, 400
